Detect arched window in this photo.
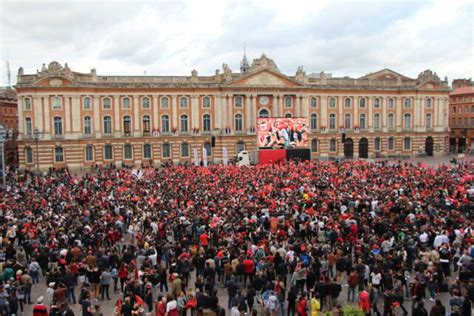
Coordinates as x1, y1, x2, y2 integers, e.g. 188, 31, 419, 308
104, 144, 113, 160
85, 145, 94, 161
203, 114, 211, 132
344, 113, 351, 129
181, 143, 189, 157
83, 97, 91, 109
54, 147, 64, 162
310, 97, 317, 108
285, 113, 292, 118
161, 97, 169, 108
403, 137, 411, 150
426, 113, 432, 128
285, 96, 292, 107
84, 116, 92, 135
403, 113, 411, 129
311, 139, 318, 152
404, 98, 411, 108
162, 143, 171, 158
25, 147, 33, 163
103, 116, 112, 134
143, 144, 152, 159
234, 96, 243, 107
374, 138, 381, 151
53, 117, 63, 135
329, 97, 336, 108
388, 113, 395, 129
329, 114, 336, 129
203, 96, 211, 108
345, 98, 351, 108
123, 116, 132, 134
388, 137, 395, 150
236, 141, 245, 153
374, 113, 381, 129
122, 97, 131, 109
374, 98, 380, 108
142, 97, 150, 109
142, 115, 151, 134
258, 109, 269, 118
161, 115, 169, 133
359, 98, 366, 108
124, 144, 132, 160
180, 115, 188, 132
329, 139, 337, 152
103, 97, 111, 109
359, 114, 366, 129
310, 114, 318, 130
235, 114, 243, 131
25, 117, 32, 135
180, 97, 188, 108
204, 142, 212, 156
388, 98, 394, 108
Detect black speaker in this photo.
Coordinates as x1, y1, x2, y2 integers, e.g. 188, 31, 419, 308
341, 133, 346, 143
211, 136, 216, 147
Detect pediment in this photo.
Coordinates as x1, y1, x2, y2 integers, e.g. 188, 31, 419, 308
36, 76, 74, 87
229, 69, 301, 87
359, 69, 412, 81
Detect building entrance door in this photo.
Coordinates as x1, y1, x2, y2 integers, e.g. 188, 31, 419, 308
359, 137, 368, 158
425, 136, 434, 156
344, 138, 353, 158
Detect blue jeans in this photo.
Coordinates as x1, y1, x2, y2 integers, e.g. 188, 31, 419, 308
25, 286, 32, 304
30, 271, 39, 284
67, 286, 76, 304
347, 287, 356, 302
228, 295, 236, 309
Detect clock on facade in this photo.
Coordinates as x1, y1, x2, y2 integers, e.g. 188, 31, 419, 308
259, 96, 269, 105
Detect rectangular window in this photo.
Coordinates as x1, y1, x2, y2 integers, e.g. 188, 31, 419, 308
388, 138, 395, 150
25, 118, 32, 135
162, 144, 171, 158
403, 138, 411, 150
24, 98, 31, 110
143, 144, 152, 159
83, 97, 91, 109
103, 98, 111, 109
330, 139, 336, 152
52, 96, 62, 109
85, 146, 94, 161
54, 117, 63, 135
26, 147, 33, 163
122, 97, 131, 109
55, 147, 64, 162
181, 143, 189, 157
104, 145, 113, 160
124, 144, 132, 160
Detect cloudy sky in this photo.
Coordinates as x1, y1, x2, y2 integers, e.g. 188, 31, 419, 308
0, 0, 472, 86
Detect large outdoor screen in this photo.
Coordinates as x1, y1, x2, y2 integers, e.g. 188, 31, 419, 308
257, 117, 309, 149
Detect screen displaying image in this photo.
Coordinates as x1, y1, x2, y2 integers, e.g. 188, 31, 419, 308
257, 117, 309, 148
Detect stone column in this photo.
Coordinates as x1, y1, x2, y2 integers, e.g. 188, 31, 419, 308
171, 95, 178, 130
272, 95, 278, 117
295, 95, 301, 117
321, 96, 328, 128
414, 96, 421, 128
215, 95, 222, 130
338, 96, 343, 127
113, 96, 120, 133
368, 97, 373, 129
18, 97, 24, 137
43, 97, 51, 134
251, 95, 257, 128
191, 95, 199, 129
301, 95, 309, 119
381, 97, 387, 131
354, 97, 359, 129
278, 95, 284, 117
33, 96, 44, 132
133, 96, 140, 136
65, 96, 72, 133
396, 97, 402, 128
93, 95, 101, 138
222, 95, 228, 129
227, 94, 233, 131
71, 96, 81, 134
153, 95, 159, 129
245, 94, 251, 130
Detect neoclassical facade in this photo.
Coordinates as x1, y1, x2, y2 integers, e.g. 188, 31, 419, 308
15, 55, 450, 170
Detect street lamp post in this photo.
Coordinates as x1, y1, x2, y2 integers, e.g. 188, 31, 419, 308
0, 125, 6, 191
33, 128, 41, 173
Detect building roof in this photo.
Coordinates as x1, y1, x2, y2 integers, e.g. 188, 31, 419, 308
450, 86, 474, 95
0, 87, 17, 100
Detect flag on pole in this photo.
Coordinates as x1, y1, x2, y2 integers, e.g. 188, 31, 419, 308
193, 148, 199, 166
203, 146, 208, 167
222, 147, 228, 165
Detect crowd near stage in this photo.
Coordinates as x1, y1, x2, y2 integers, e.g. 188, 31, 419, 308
1, 157, 473, 316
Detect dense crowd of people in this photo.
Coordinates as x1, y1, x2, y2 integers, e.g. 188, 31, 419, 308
0, 159, 473, 316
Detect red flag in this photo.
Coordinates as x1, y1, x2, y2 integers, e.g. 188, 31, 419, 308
135, 294, 146, 306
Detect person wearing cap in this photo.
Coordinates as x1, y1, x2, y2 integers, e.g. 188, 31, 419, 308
32, 296, 48, 316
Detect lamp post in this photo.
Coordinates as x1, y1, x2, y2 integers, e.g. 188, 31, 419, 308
33, 128, 41, 173
0, 125, 6, 191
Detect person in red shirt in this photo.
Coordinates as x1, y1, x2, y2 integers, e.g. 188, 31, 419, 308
242, 257, 255, 286
32, 296, 48, 316
199, 232, 209, 248
297, 292, 308, 316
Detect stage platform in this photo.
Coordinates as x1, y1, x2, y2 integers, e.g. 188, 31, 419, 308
258, 148, 311, 165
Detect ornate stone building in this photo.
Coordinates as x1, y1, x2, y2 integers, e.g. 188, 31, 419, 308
449, 80, 474, 152
15, 55, 450, 170
0, 87, 18, 166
